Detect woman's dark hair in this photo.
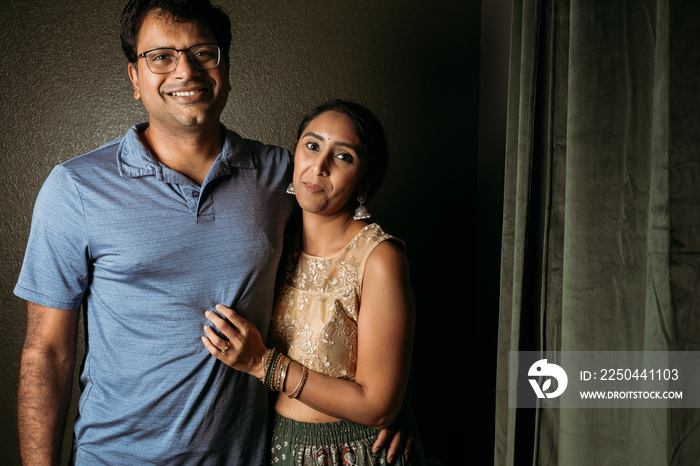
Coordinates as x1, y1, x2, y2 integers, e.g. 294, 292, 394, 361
295, 99, 389, 208
120, 0, 232, 67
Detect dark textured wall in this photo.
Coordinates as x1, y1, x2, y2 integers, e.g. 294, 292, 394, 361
0, 1, 495, 464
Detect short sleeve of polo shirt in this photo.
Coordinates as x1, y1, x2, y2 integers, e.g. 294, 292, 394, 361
15, 165, 90, 310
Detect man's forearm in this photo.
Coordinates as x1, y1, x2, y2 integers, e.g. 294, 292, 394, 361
18, 346, 75, 465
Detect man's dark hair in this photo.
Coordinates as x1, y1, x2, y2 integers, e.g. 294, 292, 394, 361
295, 99, 390, 208
120, 0, 231, 67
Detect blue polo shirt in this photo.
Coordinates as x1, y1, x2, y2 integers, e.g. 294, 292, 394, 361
15, 123, 294, 465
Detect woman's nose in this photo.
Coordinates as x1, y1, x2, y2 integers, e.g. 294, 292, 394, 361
312, 155, 330, 175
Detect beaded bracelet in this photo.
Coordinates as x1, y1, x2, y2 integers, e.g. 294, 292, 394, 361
260, 348, 276, 383
259, 349, 300, 394
265, 351, 281, 389
259, 348, 271, 382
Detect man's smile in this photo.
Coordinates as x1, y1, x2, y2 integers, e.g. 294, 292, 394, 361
170, 90, 200, 96
165, 85, 210, 98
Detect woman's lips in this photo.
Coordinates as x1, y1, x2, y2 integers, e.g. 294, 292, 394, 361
303, 182, 325, 193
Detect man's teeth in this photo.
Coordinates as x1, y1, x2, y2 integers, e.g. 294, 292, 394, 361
172, 90, 198, 96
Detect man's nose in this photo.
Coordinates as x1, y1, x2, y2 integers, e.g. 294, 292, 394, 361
173, 51, 201, 78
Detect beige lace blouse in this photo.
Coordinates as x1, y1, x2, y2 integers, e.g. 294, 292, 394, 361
270, 223, 402, 381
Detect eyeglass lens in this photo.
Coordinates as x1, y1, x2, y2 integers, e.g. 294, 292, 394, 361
144, 45, 220, 73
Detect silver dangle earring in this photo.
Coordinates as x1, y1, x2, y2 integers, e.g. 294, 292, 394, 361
353, 193, 372, 220
286, 182, 295, 195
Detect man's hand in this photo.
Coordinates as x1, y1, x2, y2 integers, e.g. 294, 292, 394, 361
372, 411, 418, 464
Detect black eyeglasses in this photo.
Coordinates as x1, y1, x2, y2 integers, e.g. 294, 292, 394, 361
137, 44, 221, 74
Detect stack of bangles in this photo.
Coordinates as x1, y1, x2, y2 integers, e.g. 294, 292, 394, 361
260, 348, 308, 399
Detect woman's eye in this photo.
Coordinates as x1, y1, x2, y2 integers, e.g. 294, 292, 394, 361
305, 142, 318, 151
335, 153, 354, 163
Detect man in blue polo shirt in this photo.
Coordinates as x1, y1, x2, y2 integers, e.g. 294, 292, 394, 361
14, 1, 294, 464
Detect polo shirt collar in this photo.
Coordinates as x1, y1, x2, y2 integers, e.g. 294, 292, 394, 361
117, 122, 256, 183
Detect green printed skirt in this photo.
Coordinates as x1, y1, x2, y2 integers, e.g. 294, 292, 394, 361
269, 414, 425, 465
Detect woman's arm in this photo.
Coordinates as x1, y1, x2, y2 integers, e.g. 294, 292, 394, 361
202, 240, 416, 429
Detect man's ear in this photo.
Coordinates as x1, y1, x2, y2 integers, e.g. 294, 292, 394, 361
127, 62, 141, 101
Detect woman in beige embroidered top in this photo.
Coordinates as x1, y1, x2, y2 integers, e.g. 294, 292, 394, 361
202, 100, 423, 465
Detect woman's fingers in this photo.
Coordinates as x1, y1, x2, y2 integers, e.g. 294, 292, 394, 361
205, 305, 252, 338
213, 304, 253, 334
201, 305, 266, 377
205, 308, 235, 333
201, 335, 219, 356
202, 324, 230, 354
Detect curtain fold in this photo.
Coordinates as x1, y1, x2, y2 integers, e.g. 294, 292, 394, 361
494, 1, 700, 464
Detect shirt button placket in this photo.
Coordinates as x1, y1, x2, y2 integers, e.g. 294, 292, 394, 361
183, 187, 200, 214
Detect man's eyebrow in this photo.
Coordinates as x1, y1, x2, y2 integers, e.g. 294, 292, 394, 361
302, 131, 359, 151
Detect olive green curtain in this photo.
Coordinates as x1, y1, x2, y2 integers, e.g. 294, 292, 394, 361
494, 1, 700, 464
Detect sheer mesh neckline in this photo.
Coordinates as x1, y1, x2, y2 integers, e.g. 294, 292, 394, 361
299, 223, 376, 260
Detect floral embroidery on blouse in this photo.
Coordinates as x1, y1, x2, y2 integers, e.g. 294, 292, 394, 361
270, 223, 402, 380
